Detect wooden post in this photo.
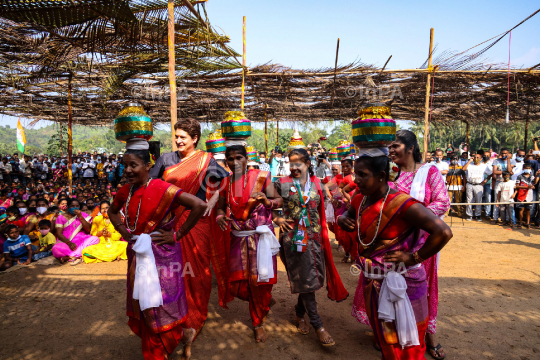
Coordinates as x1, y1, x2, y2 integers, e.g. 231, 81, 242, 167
241, 16, 246, 110
168, 0, 177, 151
422, 28, 434, 162
276, 119, 279, 147
466, 121, 470, 154
67, 74, 73, 195
331, 38, 340, 107
264, 103, 268, 153
58, 117, 63, 157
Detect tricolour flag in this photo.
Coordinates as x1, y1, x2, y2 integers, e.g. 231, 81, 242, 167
16, 118, 26, 153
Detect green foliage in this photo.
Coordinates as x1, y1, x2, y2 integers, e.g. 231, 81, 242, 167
411, 121, 540, 153
46, 124, 68, 156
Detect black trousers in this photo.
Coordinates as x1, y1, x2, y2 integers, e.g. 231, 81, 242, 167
295, 292, 323, 330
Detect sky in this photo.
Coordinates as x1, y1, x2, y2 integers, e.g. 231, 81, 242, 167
1, 0, 539, 130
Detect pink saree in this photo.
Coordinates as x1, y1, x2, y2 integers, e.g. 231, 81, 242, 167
52, 212, 100, 258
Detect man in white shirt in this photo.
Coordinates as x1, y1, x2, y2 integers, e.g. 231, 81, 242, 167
511, 149, 526, 180
463, 152, 490, 221
82, 158, 96, 179
431, 149, 449, 183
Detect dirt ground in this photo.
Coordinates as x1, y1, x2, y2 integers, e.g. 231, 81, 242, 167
1, 218, 539, 360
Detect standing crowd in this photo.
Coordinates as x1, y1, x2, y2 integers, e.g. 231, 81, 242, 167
430, 142, 540, 228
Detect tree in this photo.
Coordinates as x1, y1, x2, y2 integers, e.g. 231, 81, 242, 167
46, 124, 68, 156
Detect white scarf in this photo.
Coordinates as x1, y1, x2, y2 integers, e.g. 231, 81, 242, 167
232, 225, 280, 282
376, 270, 421, 348
131, 233, 163, 311
409, 163, 434, 204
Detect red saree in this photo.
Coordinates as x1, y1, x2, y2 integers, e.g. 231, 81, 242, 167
221, 169, 275, 326
162, 150, 231, 335
351, 192, 428, 360
113, 179, 187, 360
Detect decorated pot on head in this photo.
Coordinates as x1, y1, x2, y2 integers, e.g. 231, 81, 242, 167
247, 153, 260, 167
246, 146, 258, 162
352, 104, 395, 148
288, 128, 306, 150
206, 129, 226, 154
114, 103, 153, 141
337, 140, 351, 158
329, 148, 339, 162
350, 144, 357, 157
221, 110, 251, 147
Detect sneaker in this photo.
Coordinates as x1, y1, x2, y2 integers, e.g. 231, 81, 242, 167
475, 217, 483, 222
466, 217, 473, 221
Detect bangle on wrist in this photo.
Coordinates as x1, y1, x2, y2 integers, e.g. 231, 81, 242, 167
412, 251, 425, 264
216, 214, 225, 221
175, 225, 186, 242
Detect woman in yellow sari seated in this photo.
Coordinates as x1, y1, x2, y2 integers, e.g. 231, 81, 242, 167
83, 201, 127, 263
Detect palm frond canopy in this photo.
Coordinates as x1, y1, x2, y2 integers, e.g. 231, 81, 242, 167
0, 1, 538, 126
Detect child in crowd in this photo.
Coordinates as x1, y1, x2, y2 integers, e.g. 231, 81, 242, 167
494, 171, 517, 228
1, 224, 33, 271
32, 219, 56, 261
515, 163, 538, 229
4, 206, 25, 232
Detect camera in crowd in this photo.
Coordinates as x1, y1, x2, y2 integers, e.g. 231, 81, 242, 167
317, 152, 328, 160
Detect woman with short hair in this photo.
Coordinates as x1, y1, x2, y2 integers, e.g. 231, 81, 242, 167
273, 148, 348, 346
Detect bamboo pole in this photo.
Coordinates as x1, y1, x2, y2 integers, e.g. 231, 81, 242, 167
131, 68, 540, 81
241, 16, 246, 110
168, 0, 177, 151
466, 121, 470, 154
57, 116, 63, 157
264, 103, 268, 153
67, 74, 73, 195
276, 119, 279, 147
331, 38, 340, 107
422, 28, 434, 163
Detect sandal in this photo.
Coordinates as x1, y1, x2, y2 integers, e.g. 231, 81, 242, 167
70, 258, 82, 266
426, 343, 446, 360
316, 327, 335, 346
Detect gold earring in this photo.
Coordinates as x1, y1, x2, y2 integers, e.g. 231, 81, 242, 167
380, 179, 383, 182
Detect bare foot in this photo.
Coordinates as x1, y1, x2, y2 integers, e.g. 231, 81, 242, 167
181, 328, 195, 360
254, 326, 268, 343
341, 255, 350, 263
59, 256, 70, 264
316, 327, 335, 346
337, 245, 344, 253
269, 297, 277, 308
295, 316, 309, 335
425, 333, 446, 359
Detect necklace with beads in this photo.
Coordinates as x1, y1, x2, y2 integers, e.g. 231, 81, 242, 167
357, 186, 391, 248
125, 178, 151, 232
228, 168, 248, 207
